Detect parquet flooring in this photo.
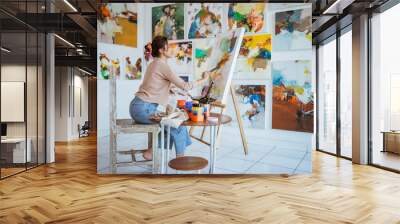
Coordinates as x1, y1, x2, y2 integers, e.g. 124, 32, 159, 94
1, 135, 400, 223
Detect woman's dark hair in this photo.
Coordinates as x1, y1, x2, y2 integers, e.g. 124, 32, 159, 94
151, 36, 168, 58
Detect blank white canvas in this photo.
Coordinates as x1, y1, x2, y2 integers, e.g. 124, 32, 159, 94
1, 82, 25, 122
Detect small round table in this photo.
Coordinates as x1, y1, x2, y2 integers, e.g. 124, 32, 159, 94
160, 113, 232, 174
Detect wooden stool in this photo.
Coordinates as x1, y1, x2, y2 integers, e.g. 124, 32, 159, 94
168, 156, 208, 174
111, 119, 159, 173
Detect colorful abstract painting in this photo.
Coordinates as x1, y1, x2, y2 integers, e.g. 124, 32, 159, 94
197, 28, 245, 102
98, 52, 121, 80
193, 38, 215, 81
152, 3, 184, 40
272, 60, 313, 132
167, 41, 193, 75
187, 3, 223, 39
235, 34, 272, 79
232, 85, 266, 129
228, 3, 266, 33
274, 7, 312, 51
98, 43, 142, 80
125, 56, 142, 80
98, 3, 138, 48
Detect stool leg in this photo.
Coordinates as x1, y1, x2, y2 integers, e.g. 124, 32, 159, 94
209, 126, 216, 174
161, 124, 165, 174
166, 126, 171, 174
152, 131, 157, 174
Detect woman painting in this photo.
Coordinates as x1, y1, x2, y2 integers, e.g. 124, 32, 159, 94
130, 36, 210, 161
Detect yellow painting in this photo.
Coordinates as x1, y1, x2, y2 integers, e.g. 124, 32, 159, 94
235, 34, 272, 79
98, 3, 138, 48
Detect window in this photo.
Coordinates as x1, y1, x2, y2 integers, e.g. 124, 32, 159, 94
370, 2, 400, 171
318, 37, 337, 154
0, 0, 47, 179
340, 29, 352, 158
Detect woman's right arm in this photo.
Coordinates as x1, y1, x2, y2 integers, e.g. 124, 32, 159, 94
164, 64, 209, 91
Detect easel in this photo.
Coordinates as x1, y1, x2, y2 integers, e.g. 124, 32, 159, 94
189, 85, 249, 155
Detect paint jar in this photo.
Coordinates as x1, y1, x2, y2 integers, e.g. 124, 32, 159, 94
191, 110, 204, 122
203, 104, 210, 120
191, 106, 204, 122
185, 101, 193, 112
177, 100, 186, 109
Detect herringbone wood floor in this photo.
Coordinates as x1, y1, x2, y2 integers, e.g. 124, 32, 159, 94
1, 135, 400, 224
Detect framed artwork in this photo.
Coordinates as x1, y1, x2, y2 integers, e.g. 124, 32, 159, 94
272, 60, 313, 132
228, 3, 266, 33
232, 84, 266, 129
187, 3, 223, 39
98, 52, 120, 80
152, 3, 184, 40
98, 43, 142, 80
235, 33, 272, 79
98, 3, 138, 48
167, 41, 193, 75
125, 56, 142, 80
274, 7, 312, 51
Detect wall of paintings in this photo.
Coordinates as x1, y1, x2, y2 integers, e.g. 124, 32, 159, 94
97, 3, 313, 174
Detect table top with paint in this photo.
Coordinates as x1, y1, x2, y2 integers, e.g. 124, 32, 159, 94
181, 113, 232, 127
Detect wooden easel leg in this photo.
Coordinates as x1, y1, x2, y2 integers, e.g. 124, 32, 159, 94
230, 85, 249, 155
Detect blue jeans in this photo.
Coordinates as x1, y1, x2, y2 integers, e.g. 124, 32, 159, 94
129, 97, 192, 155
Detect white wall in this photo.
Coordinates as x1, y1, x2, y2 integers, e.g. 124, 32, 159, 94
97, 3, 314, 173
55, 67, 89, 141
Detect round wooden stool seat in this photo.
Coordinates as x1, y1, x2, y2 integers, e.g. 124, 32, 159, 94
168, 156, 208, 171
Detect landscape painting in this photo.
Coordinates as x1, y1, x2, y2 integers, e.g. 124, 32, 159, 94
98, 3, 138, 48
187, 3, 223, 39
167, 41, 193, 75
228, 3, 266, 33
197, 28, 245, 102
235, 33, 272, 79
274, 7, 312, 51
272, 60, 313, 132
233, 85, 266, 129
152, 3, 184, 40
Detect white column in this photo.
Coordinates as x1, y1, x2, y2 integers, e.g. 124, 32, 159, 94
46, 33, 55, 163
352, 14, 369, 164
